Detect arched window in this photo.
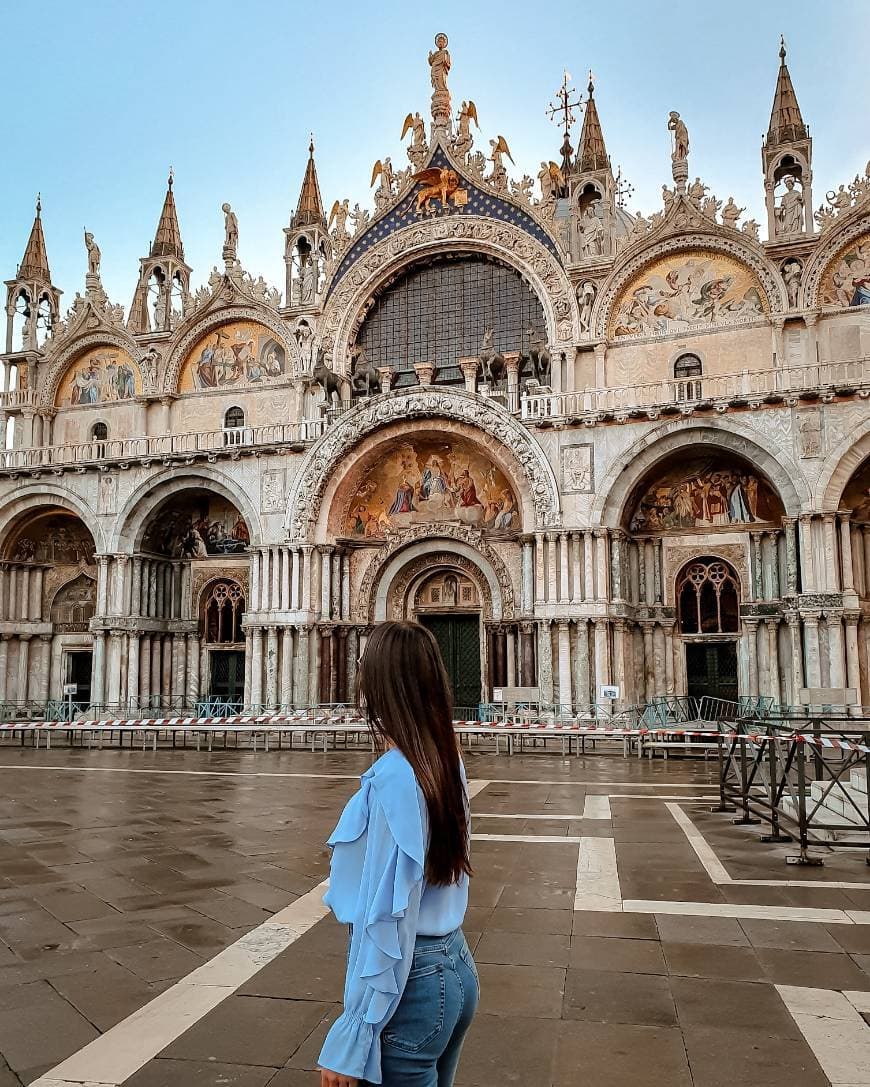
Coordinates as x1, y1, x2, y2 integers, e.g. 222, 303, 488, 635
673, 354, 703, 402
223, 406, 245, 445
677, 558, 740, 635
91, 422, 108, 442
202, 580, 245, 644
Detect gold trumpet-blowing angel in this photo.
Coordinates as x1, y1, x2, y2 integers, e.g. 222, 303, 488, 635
490, 135, 515, 166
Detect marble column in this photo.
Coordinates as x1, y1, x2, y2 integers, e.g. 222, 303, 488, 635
0, 635, 10, 702
16, 635, 31, 702
786, 615, 803, 707
745, 620, 759, 699
803, 613, 821, 689
93, 634, 109, 706
271, 548, 281, 615
251, 549, 261, 612
576, 618, 590, 708
546, 534, 558, 603
521, 537, 534, 612
127, 632, 140, 710
336, 627, 348, 703
320, 547, 333, 619
642, 623, 655, 701
558, 534, 570, 603
839, 513, 855, 594
172, 632, 186, 703
266, 625, 279, 708
18, 568, 30, 621
822, 516, 839, 591
107, 634, 122, 706
301, 547, 313, 611
519, 622, 536, 687
556, 620, 571, 712
131, 559, 142, 618
295, 627, 310, 706
844, 613, 860, 713
506, 627, 517, 688
38, 635, 51, 703
827, 614, 845, 689
584, 531, 595, 602
150, 637, 162, 708
662, 621, 676, 696
782, 518, 798, 596
536, 621, 553, 702
594, 530, 609, 602
320, 627, 333, 703
97, 556, 110, 615
250, 628, 263, 707
593, 618, 610, 699
798, 515, 815, 593
186, 633, 200, 705
243, 630, 253, 707
751, 533, 763, 601
291, 548, 301, 610
765, 619, 780, 703
534, 533, 545, 605
571, 533, 582, 604
653, 539, 663, 605
765, 531, 781, 601
280, 627, 294, 707
638, 542, 648, 606
341, 554, 351, 621
30, 566, 44, 621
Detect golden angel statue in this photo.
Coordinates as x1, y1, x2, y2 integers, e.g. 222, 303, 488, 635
453, 100, 479, 158
487, 136, 514, 192
537, 161, 564, 202
328, 199, 350, 242
402, 112, 429, 168
371, 158, 396, 210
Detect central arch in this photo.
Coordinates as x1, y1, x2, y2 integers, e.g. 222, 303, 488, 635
286, 387, 561, 540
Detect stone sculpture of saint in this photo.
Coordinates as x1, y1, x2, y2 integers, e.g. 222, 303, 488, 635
428, 33, 450, 94
668, 112, 689, 161
84, 231, 101, 276
776, 176, 804, 235
222, 202, 239, 257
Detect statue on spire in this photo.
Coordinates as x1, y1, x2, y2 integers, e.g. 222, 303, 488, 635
428, 33, 452, 134
667, 111, 690, 192
222, 203, 239, 264
84, 230, 101, 277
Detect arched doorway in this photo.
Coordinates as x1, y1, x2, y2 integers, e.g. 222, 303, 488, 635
677, 557, 741, 703
413, 570, 482, 711
2, 507, 96, 706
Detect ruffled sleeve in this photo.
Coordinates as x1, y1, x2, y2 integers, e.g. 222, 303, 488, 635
318, 751, 427, 1084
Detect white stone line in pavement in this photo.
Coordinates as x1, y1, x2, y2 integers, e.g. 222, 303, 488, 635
667, 801, 870, 890
582, 795, 612, 819
466, 779, 490, 799
474, 812, 585, 820
575, 836, 622, 912
0, 764, 361, 780
849, 912, 870, 924
482, 779, 709, 787
473, 833, 582, 844
845, 991, 870, 1015
626, 899, 857, 924
666, 801, 732, 883
30, 880, 331, 1087
777, 985, 870, 1085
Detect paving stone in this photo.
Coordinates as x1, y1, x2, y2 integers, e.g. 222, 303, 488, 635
0, 979, 98, 1077
187, 894, 276, 928
48, 959, 158, 1031
655, 913, 749, 946
32, 888, 119, 923
670, 976, 802, 1037
474, 930, 571, 968
756, 947, 870, 990
570, 935, 667, 974
661, 941, 766, 981
572, 910, 658, 939
739, 918, 844, 952
127, 1059, 278, 1087
160, 996, 330, 1066
238, 949, 344, 1002
681, 1025, 829, 1087
563, 968, 677, 1026
106, 935, 205, 983
476, 963, 566, 1018
825, 924, 870, 954
553, 1020, 692, 1086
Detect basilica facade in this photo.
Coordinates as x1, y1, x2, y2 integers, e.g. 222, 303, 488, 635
1, 38, 869, 715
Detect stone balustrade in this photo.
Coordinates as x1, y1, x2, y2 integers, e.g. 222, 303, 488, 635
521, 357, 870, 423
0, 419, 326, 471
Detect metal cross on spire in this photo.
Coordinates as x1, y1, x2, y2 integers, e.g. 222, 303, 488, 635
615, 165, 635, 209
547, 69, 582, 177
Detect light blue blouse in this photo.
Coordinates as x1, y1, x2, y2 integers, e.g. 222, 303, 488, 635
318, 748, 469, 1083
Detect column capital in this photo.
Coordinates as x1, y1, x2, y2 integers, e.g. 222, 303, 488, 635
556, 618, 571, 632
781, 516, 797, 527
843, 610, 861, 628
38, 633, 52, 643
798, 512, 814, 525
763, 616, 780, 630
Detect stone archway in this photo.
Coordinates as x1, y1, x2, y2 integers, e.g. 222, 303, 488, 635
286, 387, 561, 541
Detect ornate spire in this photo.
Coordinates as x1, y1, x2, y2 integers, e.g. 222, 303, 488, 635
150, 169, 185, 260
18, 194, 52, 282
767, 37, 807, 146
577, 75, 610, 173
292, 138, 326, 228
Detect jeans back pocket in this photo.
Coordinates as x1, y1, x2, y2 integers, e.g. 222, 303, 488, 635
382, 962, 446, 1053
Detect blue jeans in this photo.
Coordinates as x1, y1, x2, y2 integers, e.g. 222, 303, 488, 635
369, 927, 479, 1087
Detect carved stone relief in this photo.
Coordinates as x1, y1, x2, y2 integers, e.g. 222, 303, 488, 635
260, 468, 285, 514
797, 408, 823, 459
561, 443, 594, 494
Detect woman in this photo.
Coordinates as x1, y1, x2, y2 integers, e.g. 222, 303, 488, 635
318, 621, 478, 1087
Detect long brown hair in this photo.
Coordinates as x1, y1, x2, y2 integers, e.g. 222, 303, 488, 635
356, 620, 472, 886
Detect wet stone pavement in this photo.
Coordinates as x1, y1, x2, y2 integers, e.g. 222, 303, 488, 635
0, 747, 867, 1085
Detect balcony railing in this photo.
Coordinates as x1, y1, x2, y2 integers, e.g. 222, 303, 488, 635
0, 420, 327, 471
521, 358, 870, 422
0, 389, 38, 410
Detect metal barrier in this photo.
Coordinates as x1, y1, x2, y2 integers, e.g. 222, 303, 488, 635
715, 716, 870, 865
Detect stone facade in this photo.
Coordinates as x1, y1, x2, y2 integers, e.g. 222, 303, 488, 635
1, 39, 869, 714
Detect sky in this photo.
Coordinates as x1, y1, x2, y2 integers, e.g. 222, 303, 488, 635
2, 0, 868, 310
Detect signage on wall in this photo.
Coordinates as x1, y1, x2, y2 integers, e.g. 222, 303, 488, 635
599, 685, 620, 700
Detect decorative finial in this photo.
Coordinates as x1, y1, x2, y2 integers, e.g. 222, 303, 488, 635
167, 166, 174, 190
36, 192, 41, 217
588, 69, 595, 96
308, 133, 315, 156
779, 35, 786, 62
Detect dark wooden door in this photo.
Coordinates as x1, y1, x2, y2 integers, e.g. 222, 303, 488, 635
685, 641, 739, 703
420, 615, 481, 713
209, 650, 246, 702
